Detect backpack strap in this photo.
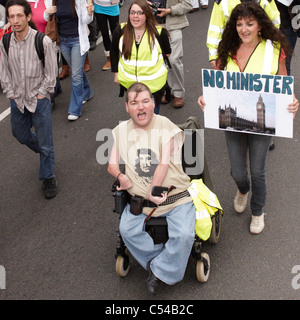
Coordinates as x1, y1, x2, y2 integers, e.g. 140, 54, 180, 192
2, 31, 45, 67
2, 32, 12, 56
34, 31, 46, 68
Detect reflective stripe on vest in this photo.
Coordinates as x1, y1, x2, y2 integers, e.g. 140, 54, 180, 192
188, 179, 223, 241
225, 39, 280, 75
118, 25, 167, 92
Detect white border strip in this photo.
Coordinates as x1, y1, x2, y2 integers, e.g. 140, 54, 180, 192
0, 107, 10, 122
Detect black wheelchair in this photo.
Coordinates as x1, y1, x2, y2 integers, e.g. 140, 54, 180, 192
111, 117, 223, 283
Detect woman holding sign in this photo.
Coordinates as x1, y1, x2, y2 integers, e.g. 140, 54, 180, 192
198, 2, 299, 234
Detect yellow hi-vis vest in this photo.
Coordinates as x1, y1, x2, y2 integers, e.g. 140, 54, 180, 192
188, 179, 223, 241
206, 0, 281, 61
118, 24, 167, 93
225, 39, 281, 75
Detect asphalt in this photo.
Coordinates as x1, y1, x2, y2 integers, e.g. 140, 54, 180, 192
0, 2, 300, 302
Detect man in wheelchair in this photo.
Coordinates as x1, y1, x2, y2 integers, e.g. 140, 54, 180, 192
108, 83, 196, 295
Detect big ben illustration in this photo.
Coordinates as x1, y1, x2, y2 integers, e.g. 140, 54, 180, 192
256, 94, 265, 130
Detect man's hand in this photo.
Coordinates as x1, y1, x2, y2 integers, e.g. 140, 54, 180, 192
45, 6, 57, 15
117, 173, 133, 191
156, 8, 171, 17
148, 192, 168, 206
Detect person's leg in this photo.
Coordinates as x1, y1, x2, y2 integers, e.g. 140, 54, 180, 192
119, 204, 164, 269
200, 0, 209, 9
153, 86, 165, 114
60, 36, 92, 117
150, 201, 196, 285
190, 0, 199, 9
248, 134, 272, 216
95, 13, 113, 70
167, 29, 185, 100
276, 1, 298, 75
32, 98, 55, 181
108, 14, 119, 36
10, 99, 40, 154
225, 131, 250, 194
225, 131, 251, 213
95, 13, 111, 52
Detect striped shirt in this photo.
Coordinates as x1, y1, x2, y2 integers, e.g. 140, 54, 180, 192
0, 27, 57, 113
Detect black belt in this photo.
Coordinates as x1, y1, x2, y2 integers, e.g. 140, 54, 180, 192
143, 190, 190, 208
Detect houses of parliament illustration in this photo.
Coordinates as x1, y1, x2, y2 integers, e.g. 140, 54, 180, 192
218, 94, 275, 134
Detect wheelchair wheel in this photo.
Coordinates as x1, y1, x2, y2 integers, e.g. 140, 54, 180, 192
209, 210, 222, 244
196, 253, 210, 283
116, 255, 130, 277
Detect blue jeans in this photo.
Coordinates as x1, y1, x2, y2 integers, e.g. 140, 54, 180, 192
59, 36, 93, 116
225, 132, 272, 216
120, 201, 195, 285
10, 98, 55, 181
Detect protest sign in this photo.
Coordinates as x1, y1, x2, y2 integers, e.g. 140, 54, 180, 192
202, 69, 294, 138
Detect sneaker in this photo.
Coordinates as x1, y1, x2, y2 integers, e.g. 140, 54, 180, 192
250, 214, 265, 234
234, 190, 249, 213
68, 114, 79, 121
42, 177, 57, 199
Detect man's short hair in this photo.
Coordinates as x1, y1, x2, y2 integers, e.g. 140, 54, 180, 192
126, 82, 153, 103
5, 0, 32, 18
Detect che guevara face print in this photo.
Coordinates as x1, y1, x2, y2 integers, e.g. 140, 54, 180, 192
134, 148, 158, 186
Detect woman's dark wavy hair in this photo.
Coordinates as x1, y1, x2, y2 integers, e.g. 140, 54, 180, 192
122, 0, 158, 60
217, 2, 291, 70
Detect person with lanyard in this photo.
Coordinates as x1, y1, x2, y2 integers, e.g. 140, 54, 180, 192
48, 0, 94, 121
110, 0, 171, 114
93, 0, 120, 71
198, 2, 299, 234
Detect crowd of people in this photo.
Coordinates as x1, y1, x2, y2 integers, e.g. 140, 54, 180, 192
0, 0, 299, 295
